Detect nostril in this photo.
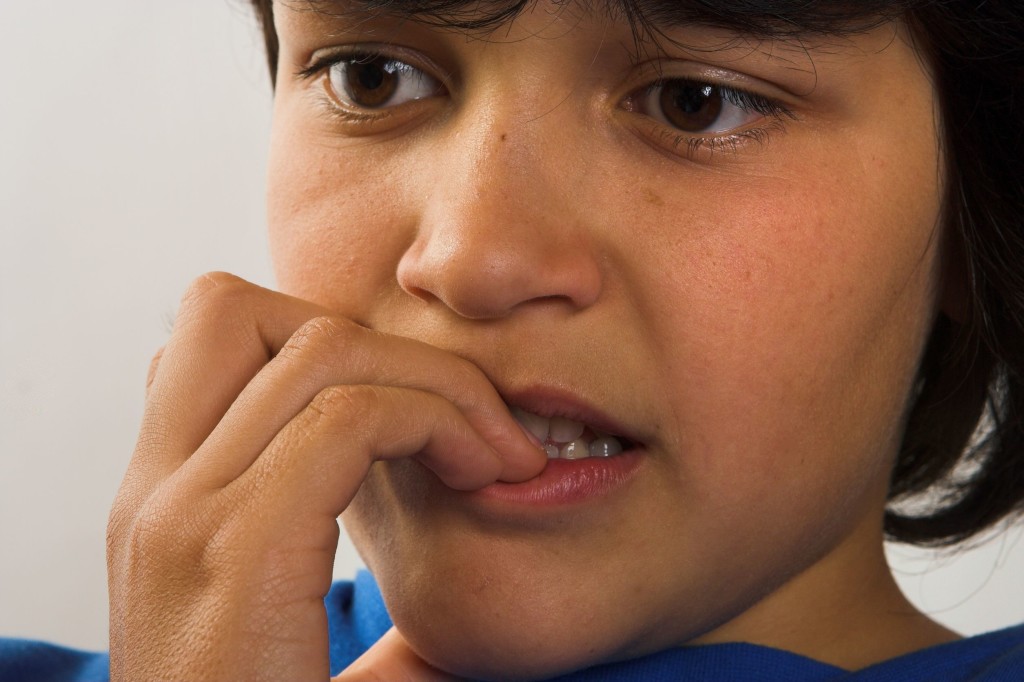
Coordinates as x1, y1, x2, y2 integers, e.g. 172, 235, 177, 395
396, 192, 603, 319
398, 237, 602, 319
402, 283, 438, 305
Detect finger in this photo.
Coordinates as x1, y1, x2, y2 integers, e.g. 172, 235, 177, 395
218, 385, 505, 526
130, 273, 342, 489
134, 273, 542, 495
332, 628, 460, 682
144, 346, 164, 397
188, 314, 543, 488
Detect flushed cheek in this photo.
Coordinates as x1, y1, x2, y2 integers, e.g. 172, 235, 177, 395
644, 175, 941, 505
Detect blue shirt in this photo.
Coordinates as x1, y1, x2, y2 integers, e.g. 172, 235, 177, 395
3, 571, 1023, 681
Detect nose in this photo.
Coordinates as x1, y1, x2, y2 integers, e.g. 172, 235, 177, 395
396, 116, 603, 320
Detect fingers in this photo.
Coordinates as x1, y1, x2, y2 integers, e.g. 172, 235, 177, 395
111, 274, 531, 681
111, 274, 527, 682
333, 628, 461, 682
131, 272, 333, 490
215, 385, 505, 531
132, 272, 543, 497
145, 346, 164, 397
189, 314, 542, 489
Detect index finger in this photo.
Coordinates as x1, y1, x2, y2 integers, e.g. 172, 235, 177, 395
132, 272, 540, 492
127, 273, 331, 490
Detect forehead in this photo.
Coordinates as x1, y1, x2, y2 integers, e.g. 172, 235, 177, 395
273, 0, 917, 98
282, 0, 909, 35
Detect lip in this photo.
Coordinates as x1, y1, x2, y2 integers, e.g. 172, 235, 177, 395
466, 386, 647, 508
468, 451, 645, 507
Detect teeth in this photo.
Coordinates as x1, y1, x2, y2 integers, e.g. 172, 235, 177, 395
511, 407, 550, 444
510, 406, 628, 459
549, 416, 585, 443
589, 437, 623, 457
560, 439, 589, 460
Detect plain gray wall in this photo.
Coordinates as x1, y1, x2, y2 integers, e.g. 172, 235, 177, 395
2, 0, 1022, 653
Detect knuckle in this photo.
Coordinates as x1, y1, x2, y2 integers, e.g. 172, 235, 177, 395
173, 272, 265, 356
309, 384, 377, 422
303, 384, 382, 441
106, 482, 260, 608
145, 346, 165, 389
179, 271, 243, 308
176, 272, 250, 326
108, 483, 224, 576
278, 315, 354, 363
106, 494, 136, 553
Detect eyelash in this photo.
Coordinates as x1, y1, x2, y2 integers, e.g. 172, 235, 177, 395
688, 124, 784, 158
298, 54, 352, 81
636, 81, 795, 157
298, 52, 796, 160
299, 54, 390, 122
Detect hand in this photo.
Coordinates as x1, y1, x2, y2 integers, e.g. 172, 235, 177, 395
106, 272, 543, 681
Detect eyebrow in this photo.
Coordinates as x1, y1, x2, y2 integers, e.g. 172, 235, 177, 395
296, 0, 903, 37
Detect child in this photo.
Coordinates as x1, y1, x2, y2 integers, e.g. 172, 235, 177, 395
3, 0, 1024, 680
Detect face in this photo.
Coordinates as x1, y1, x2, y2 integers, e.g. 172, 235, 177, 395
267, 2, 945, 678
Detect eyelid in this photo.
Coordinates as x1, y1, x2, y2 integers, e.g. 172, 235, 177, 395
623, 78, 795, 138
638, 79, 794, 118
297, 43, 451, 90
619, 63, 799, 161
297, 44, 450, 133
630, 60, 798, 110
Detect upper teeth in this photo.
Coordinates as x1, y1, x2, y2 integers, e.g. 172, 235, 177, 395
511, 407, 626, 460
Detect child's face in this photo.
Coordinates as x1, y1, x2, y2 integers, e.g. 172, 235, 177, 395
268, 2, 944, 677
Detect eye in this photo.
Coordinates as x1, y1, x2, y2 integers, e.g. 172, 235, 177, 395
326, 54, 442, 110
631, 79, 784, 136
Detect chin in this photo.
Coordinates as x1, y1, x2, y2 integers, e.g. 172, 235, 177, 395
361, 543, 648, 681
390, 593, 622, 681
343, 465, 681, 679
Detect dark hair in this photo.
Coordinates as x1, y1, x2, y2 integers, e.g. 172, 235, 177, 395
248, 0, 1024, 548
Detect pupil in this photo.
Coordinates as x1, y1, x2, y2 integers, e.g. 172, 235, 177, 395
660, 82, 723, 132
345, 58, 397, 108
358, 64, 385, 90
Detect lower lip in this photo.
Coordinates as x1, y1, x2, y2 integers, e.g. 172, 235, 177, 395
467, 448, 644, 507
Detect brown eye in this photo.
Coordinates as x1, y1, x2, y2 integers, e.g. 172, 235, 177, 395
633, 79, 778, 136
659, 82, 723, 132
327, 54, 441, 110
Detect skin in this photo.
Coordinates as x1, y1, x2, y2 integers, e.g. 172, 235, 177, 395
107, 2, 962, 680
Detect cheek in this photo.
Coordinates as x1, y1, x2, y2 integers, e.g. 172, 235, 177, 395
266, 120, 409, 313
646, 167, 942, 513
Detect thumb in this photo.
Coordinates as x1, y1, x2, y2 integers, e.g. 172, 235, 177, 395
332, 627, 463, 682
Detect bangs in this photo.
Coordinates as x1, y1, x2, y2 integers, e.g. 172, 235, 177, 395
299, 0, 931, 38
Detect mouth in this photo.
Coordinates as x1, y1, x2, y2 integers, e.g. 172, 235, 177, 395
456, 390, 646, 511
509, 406, 636, 460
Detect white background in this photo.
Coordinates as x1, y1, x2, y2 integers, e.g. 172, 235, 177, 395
1, 0, 1023, 653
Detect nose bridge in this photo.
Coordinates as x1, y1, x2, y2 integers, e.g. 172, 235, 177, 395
455, 86, 566, 222
434, 37, 592, 244
397, 88, 601, 319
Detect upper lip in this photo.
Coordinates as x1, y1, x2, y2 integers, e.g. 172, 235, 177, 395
498, 384, 646, 447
